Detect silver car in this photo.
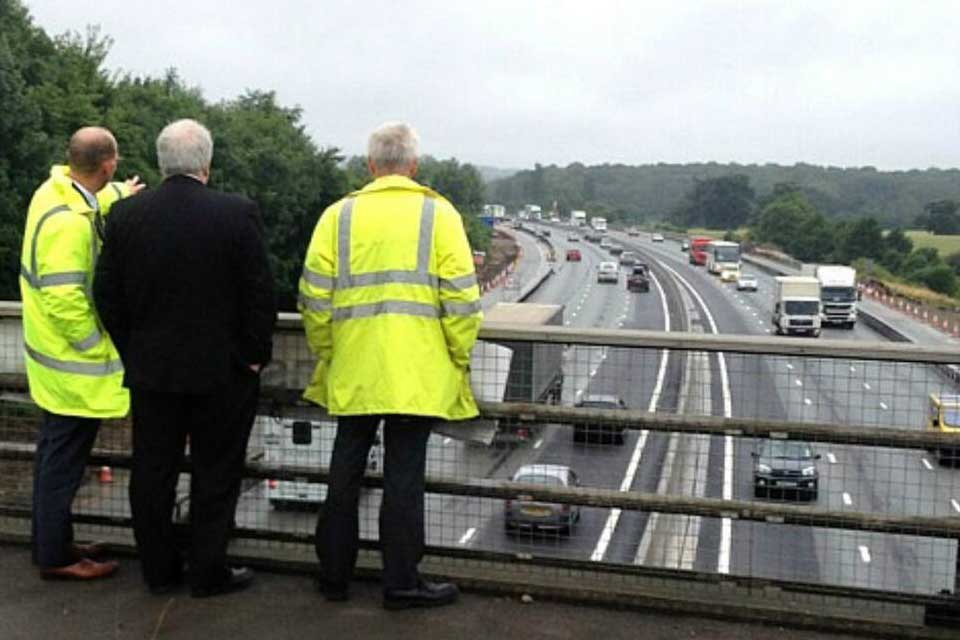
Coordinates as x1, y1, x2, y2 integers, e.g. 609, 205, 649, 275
597, 261, 619, 284
737, 273, 758, 291
504, 464, 581, 535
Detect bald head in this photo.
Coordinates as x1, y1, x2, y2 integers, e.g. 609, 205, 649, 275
68, 127, 118, 177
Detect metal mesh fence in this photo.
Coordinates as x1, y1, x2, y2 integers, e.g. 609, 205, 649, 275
1, 303, 959, 620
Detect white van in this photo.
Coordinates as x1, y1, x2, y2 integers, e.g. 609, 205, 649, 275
261, 416, 382, 509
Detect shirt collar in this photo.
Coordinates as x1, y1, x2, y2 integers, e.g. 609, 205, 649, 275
71, 180, 99, 213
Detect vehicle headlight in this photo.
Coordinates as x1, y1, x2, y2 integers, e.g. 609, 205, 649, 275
756, 464, 772, 474
801, 466, 817, 476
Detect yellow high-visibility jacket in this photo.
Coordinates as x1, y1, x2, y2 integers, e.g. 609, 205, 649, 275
19, 165, 131, 418
299, 175, 482, 420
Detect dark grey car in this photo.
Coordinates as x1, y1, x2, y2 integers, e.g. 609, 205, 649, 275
573, 394, 628, 445
752, 440, 820, 500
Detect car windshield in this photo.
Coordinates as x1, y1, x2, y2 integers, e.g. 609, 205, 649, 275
821, 286, 856, 302
740, 274, 755, 281
761, 441, 813, 459
944, 410, 960, 427
784, 300, 819, 315
715, 246, 740, 262
514, 473, 564, 486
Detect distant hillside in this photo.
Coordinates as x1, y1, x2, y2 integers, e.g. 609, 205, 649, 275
487, 162, 960, 227
476, 165, 520, 184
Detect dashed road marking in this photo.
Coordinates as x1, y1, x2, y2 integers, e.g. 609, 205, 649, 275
922, 458, 934, 470
804, 398, 812, 406
590, 369, 598, 377
952, 499, 960, 514
533, 438, 543, 450
880, 402, 888, 410
842, 492, 852, 506
443, 437, 452, 445
863, 382, 871, 391
858, 545, 871, 563
826, 452, 837, 464
795, 379, 803, 387
459, 528, 476, 545
850, 366, 856, 373
786, 363, 794, 371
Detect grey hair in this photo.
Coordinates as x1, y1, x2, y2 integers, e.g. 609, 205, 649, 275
367, 122, 419, 173
156, 119, 214, 178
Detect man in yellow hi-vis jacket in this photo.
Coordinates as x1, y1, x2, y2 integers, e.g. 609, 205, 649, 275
300, 122, 481, 609
21, 127, 143, 580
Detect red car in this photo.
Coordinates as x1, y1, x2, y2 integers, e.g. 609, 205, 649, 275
566, 249, 582, 262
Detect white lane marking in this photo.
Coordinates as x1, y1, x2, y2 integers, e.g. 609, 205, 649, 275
533, 438, 543, 450
656, 262, 733, 575
858, 545, 871, 563
863, 382, 871, 391
842, 492, 852, 506
591, 269, 670, 563
443, 437, 452, 445
786, 363, 794, 371
952, 499, 960, 513
804, 398, 812, 406
590, 368, 598, 377
880, 402, 888, 410
459, 528, 476, 545
795, 379, 803, 387
764, 329, 771, 333
850, 366, 856, 373
564, 320, 571, 325
826, 452, 837, 464
922, 458, 934, 470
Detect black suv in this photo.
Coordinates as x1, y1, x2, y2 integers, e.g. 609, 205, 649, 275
573, 394, 627, 445
752, 440, 820, 500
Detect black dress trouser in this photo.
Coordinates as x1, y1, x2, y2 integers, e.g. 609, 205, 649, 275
316, 415, 433, 592
32, 411, 100, 568
128, 371, 259, 589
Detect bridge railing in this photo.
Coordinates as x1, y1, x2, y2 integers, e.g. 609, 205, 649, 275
2, 303, 960, 634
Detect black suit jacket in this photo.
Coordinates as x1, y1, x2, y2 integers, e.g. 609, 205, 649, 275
94, 175, 277, 393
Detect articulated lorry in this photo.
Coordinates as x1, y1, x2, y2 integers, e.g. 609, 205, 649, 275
570, 210, 586, 227
688, 237, 712, 265
590, 217, 608, 234
475, 303, 565, 444
772, 276, 822, 337
815, 265, 858, 329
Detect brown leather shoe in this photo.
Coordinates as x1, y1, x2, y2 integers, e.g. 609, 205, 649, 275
69, 541, 107, 561
40, 558, 119, 581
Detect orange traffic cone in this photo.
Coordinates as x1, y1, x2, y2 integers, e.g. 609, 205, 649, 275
98, 466, 113, 484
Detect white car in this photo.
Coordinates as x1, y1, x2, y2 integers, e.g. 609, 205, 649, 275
651, 233, 664, 243
600, 237, 612, 249
737, 274, 758, 291
597, 261, 619, 284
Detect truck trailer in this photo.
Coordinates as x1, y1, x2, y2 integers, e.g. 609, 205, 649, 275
477, 303, 565, 444
815, 265, 858, 329
772, 276, 822, 337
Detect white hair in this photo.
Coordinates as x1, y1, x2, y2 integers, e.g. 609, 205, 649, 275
156, 119, 214, 178
367, 122, 419, 173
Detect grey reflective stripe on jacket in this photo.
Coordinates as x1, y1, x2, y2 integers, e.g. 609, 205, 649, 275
70, 327, 102, 352
307, 194, 479, 323
19, 264, 87, 289
22, 204, 96, 293
24, 343, 122, 376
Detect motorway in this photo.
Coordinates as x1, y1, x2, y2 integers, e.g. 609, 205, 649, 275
52, 221, 958, 598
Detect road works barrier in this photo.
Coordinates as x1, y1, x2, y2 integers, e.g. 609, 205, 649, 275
1, 306, 960, 638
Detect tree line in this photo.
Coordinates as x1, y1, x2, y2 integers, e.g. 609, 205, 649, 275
0, 1, 488, 310
488, 161, 960, 230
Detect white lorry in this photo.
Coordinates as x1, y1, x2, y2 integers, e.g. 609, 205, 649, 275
814, 265, 858, 329
772, 276, 822, 337
262, 415, 382, 508
570, 210, 587, 227
590, 217, 608, 233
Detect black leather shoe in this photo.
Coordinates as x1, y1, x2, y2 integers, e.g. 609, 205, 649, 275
383, 579, 459, 610
190, 567, 255, 598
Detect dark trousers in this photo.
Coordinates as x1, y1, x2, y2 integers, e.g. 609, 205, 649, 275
31, 411, 100, 568
128, 371, 259, 589
316, 415, 433, 592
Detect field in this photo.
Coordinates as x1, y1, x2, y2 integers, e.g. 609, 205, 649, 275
905, 231, 960, 258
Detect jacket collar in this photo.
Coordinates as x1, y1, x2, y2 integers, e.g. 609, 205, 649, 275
353, 175, 438, 198
162, 174, 207, 188
48, 165, 95, 217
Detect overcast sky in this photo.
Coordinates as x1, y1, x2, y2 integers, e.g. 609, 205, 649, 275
23, 0, 960, 171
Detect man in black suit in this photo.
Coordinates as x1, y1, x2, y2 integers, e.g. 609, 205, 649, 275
94, 118, 276, 597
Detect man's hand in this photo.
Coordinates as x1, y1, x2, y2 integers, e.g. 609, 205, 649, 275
125, 175, 146, 195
